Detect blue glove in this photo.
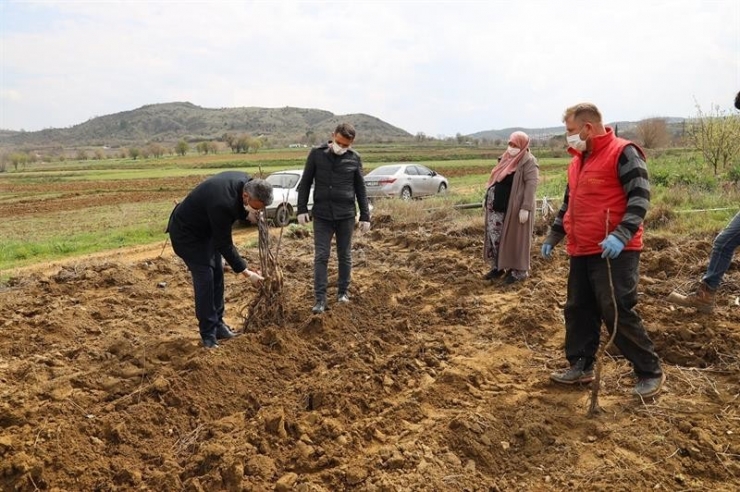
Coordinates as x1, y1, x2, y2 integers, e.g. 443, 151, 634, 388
600, 234, 625, 259
541, 243, 554, 259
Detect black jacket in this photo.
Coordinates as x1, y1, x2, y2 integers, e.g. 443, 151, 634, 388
297, 143, 370, 221
167, 171, 250, 272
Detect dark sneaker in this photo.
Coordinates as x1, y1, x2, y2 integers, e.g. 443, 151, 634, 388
503, 273, 520, 285
483, 268, 505, 280
337, 293, 350, 303
216, 324, 238, 340
312, 300, 326, 314
633, 373, 666, 398
202, 336, 220, 349
550, 359, 595, 385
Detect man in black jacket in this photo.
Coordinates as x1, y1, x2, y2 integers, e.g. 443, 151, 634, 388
168, 171, 273, 348
296, 123, 371, 314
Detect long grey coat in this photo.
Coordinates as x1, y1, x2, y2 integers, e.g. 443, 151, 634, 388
483, 152, 540, 271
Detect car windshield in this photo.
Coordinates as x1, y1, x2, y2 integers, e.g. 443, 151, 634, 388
367, 165, 401, 176
266, 173, 300, 189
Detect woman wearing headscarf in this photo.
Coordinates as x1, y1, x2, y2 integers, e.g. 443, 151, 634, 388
483, 131, 540, 284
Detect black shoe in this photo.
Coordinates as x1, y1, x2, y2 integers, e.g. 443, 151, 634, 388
312, 300, 326, 314
550, 358, 595, 385
483, 268, 505, 280
633, 373, 666, 398
202, 336, 220, 349
216, 323, 238, 340
337, 293, 350, 303
503, 272, 520, 285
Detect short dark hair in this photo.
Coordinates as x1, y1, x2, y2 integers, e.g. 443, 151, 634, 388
334, 123, 356, 140
245, 178, 273, 206
735, 91, 740, 111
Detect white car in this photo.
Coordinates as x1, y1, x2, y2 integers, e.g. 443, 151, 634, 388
264, 169, 313, 227
364, 163, 448, 200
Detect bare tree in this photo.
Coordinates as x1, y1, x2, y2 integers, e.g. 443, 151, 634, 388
687, 102, 740, 175
636, 118, 671, 149
222, 133, 238, 152
148, 143, 166, 158
248, 137, 262, 153
236, 135, 250, 153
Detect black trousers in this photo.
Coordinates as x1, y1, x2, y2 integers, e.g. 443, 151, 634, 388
564, 251, 662, 377
183, 254, 225, 341
313, 216, 355, 302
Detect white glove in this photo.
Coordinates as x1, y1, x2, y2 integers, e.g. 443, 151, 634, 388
297, 213, 310, 226
518, 209, 529, 224
242, 269, 264, 288
359, 221, 371, 234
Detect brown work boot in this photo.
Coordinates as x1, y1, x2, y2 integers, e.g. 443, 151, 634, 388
667, 282, 716, 313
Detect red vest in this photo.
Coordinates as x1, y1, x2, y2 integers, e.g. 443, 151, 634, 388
563, 128, 645, 256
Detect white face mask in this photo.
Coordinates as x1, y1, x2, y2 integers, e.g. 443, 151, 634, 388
244, 196, 259, 214
566, 132, 587, 152
507, 146, 521, 157
331, 141, 349, 155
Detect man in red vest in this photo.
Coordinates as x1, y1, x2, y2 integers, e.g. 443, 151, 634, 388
541, 103, 665, 398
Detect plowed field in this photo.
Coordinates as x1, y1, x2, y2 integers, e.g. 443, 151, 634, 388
1, 193, 739, 490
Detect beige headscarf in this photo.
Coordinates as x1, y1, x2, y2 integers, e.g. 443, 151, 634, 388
486, 131, 530, 187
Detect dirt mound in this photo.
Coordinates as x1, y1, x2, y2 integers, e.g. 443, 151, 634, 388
1, 214, 739, 490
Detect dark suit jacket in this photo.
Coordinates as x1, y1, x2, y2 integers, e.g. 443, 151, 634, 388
167, 171, 250, 272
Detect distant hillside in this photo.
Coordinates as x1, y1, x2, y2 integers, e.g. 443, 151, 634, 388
468, 118, 687, 142
468, 126, 567, 141
0, 102, 412, 149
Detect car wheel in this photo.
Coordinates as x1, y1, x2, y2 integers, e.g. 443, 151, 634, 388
274, 204, 292, 227
400, 186, 412, 201
438, 182, 447, 194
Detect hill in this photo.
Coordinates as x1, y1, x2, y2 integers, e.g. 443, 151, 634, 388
469, 117, 687, 142
0, 102, 413, 149
468, 126, 567, 142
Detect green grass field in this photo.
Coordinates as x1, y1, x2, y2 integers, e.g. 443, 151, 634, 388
1, 144, 736, 271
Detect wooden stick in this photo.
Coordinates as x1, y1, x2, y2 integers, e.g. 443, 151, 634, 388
588, 209, 620, 417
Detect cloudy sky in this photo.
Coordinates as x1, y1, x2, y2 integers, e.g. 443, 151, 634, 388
1, 0, 738, 137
